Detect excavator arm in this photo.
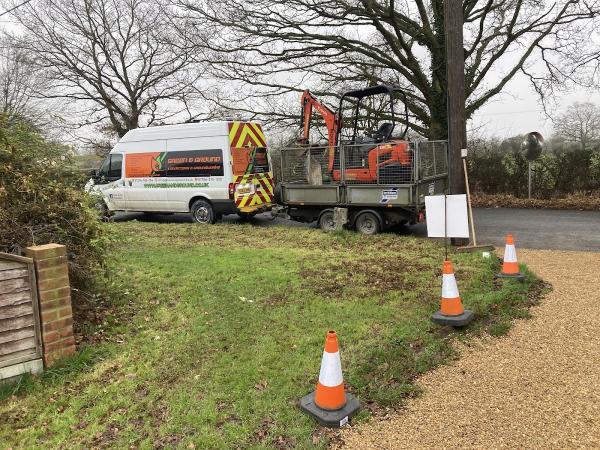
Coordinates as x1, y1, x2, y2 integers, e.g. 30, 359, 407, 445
298, 90, 340, 172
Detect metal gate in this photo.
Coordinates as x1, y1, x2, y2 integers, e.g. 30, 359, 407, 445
0, 252, 43, 376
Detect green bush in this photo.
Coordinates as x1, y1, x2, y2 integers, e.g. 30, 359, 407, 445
469, 144, 600, 198
0, 115, 105, 293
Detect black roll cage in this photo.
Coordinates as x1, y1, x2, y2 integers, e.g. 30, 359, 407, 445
336, 84, 409, 144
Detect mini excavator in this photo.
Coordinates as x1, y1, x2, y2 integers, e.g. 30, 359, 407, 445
298, 85, 411, 183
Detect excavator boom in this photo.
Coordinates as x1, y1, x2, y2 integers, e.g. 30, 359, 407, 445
299, 90, 340, 172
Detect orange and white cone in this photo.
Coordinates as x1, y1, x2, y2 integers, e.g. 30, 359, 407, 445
299, 331, 360, 427
431, 260, 474, 327
497, 234, 524, 280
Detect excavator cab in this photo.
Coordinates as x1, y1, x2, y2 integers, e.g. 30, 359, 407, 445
337, 85, 408, 145
333, 85, 411, 183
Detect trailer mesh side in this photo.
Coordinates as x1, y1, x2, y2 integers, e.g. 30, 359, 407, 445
279, 142, 421, 185
417, 140, 448, 180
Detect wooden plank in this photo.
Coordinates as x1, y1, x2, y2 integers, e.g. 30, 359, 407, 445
27, 263, 42, 358
0, 337, 36, 357
0, 253, 32, 264
0, 303, 33, 320
0, 261, 26, 271
0, 315, 34, 332
0, 348, 38, 368
0, 277, 29, 295
0, 326, 35, 345
28, 262, 43, 359
0, 289, 31, 308
0, 358, 43, 377
0, 268, 29, 281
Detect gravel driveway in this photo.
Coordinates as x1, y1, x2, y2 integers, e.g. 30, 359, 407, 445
338, 249, 600, 449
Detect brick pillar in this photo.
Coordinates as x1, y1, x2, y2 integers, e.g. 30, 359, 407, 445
25, 244, 75, 367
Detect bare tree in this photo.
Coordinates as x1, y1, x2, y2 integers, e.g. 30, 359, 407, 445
0, 39, 53, 125
176, 0, 599, 139
553, 102, 600, 150
9, 0, 204, 138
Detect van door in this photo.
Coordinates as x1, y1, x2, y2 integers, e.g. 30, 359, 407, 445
96, 153, 126, 210
122, 141, 169, 211
165, 136, 229, 212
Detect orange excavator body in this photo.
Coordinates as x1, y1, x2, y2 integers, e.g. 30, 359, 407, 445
331, 141, 411, 182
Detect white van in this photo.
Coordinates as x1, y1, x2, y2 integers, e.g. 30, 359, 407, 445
86, 121, 275, 223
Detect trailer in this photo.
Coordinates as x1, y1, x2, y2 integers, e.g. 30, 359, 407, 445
274, 139, 449, 234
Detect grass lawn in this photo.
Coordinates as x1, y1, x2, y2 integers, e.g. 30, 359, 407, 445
0, 222, 541, 449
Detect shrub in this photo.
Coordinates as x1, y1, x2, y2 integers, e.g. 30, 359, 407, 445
0, 115, 105, 293
469, 142, 600, 199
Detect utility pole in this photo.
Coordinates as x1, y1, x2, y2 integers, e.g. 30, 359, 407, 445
444, 0, 467, 197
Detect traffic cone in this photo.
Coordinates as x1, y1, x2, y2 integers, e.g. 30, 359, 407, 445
431, 260, 474, 327
299, 331, 360, 427
497, 234, 525, 281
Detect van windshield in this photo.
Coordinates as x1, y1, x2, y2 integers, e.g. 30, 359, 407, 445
97, 154, 123, 181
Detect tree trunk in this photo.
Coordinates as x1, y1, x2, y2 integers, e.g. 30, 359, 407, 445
429, 0, 448, 141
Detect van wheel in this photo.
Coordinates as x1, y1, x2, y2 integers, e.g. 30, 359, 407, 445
191, 199, 215, 224
94, 198, 112, 222
318, 210, 336, 232
355, 212, 380, 235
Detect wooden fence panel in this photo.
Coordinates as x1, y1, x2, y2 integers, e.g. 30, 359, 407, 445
0, 253, 43, 370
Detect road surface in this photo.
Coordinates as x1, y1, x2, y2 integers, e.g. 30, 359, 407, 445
115, 207, 600, 252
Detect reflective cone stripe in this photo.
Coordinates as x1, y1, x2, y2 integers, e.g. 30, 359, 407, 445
502, 234, 520, 275
440, 260, 465, 316
314, 331, 346, 411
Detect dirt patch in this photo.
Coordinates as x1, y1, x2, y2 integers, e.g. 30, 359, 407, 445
90, 422, 120, 449
152, 434, 182, 449
253, 418, 275, 443
300, 257, 430, 298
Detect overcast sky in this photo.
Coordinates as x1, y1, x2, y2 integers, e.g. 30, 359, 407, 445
471, 72, 600, 140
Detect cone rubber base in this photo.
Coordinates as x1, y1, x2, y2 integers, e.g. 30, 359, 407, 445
431, 309, 474, 327
299, 391, 360, 427
496, 272, 525, 281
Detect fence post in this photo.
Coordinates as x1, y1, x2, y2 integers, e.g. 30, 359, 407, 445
25, 244, 75, 367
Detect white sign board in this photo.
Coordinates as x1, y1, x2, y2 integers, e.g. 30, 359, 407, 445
425, 194, 470, 238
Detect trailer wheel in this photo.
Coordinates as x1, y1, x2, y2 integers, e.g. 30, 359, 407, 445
318, 210, 336, 232
355, 212, 380, 235
191, 199, 216, 224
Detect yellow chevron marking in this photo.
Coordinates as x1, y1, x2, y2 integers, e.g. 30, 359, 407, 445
249, 123, 267, 145
229, 122, 241, 146
238, 195, 250, 208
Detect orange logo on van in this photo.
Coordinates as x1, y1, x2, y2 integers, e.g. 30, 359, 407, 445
126, 152, 163, 178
